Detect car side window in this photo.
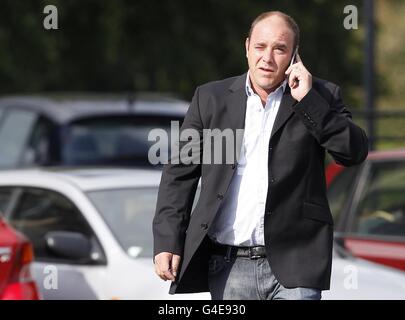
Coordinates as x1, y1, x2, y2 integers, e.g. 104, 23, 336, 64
350, 161, 405, 238
20, 117, 54, 166
327, 166, 358, 224
8, 188, 95, 261
0, 109, 38, 168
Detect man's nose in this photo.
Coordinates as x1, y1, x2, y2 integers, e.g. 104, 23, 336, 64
262, 48, 274, 64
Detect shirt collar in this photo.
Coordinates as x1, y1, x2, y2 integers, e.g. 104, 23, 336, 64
245, 71, 287, 98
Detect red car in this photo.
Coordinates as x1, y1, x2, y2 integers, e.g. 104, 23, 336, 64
326, 149, 405, 271
0, 217, 40, 300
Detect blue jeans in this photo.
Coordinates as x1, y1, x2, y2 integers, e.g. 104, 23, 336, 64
208, 254, 322, 300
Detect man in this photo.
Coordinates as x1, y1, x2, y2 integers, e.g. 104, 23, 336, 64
153, 11, 368, 300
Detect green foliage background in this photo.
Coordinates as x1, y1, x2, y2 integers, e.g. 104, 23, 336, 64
0, 0, 363, 105
1, 0, 405, 150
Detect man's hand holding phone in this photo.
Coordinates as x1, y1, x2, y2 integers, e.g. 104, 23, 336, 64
285, 53, 312, 102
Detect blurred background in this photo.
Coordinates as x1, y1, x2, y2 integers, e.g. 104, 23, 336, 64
0, 0, 404, 150
1, 0, 405, 300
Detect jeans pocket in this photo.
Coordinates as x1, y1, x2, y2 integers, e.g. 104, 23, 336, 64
208, 255, 226, 275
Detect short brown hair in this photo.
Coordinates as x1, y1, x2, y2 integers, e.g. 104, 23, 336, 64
248, 11, 300, 49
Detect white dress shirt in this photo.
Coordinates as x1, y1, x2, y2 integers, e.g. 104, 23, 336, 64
208, 73, 286, 246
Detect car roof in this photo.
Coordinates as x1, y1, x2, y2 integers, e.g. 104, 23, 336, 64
327, 149, 405, 169
367, 148, 405, 161
0, 93, 189, 124
0, 167, 163, 192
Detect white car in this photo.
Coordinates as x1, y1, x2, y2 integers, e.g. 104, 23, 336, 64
0, 168, 404, 300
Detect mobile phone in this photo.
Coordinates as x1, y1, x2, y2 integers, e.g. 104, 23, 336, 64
288, 46, 299, 86
289, 46, 299, 67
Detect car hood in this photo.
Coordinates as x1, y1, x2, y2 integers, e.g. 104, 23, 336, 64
324, 256, 405, 300
103, 257, 210, 300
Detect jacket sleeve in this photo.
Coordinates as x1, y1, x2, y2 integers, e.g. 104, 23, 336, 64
152, 87, 203, 257
292, 84, 369, 166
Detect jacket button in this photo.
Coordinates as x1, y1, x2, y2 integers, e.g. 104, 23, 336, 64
270, 178, 275, 183
201, 223, 208, 230
266, 211, 272, 215
217, 194, 224, 200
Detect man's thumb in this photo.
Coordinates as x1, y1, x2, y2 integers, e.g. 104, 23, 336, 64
171, 255, 181, 276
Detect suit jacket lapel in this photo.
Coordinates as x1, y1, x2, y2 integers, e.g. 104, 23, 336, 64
223, 73, 247, 165
270, 85, 297, 140
226, 73, 247, 131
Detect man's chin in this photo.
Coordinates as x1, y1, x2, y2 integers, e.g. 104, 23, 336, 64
258, 80, 281, 91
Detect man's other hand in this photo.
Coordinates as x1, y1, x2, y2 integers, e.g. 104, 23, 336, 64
154, 252, 181, 281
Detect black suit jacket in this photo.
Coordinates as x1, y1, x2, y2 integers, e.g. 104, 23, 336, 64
153, 73, 368, 293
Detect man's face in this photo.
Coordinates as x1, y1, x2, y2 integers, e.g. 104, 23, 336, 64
245, 16, 295, 93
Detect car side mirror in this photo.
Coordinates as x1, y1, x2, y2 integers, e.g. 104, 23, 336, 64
45, 231, 92, 261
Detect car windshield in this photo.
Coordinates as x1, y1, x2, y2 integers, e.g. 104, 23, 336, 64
62, 116, 182, 167
87, 186, 201, 258
350, 160, 405, 237
87, 187, 158, 258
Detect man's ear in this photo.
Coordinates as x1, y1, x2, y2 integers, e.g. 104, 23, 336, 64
245, 38, 250, 58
